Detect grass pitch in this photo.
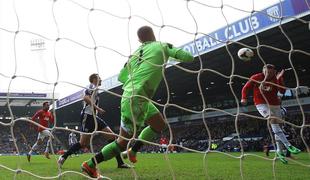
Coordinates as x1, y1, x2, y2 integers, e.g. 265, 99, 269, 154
0, 152, 309, 179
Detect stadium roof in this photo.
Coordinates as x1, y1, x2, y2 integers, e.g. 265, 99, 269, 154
52, 0, 310, 127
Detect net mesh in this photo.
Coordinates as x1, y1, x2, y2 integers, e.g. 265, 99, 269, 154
0, 0, 310, 179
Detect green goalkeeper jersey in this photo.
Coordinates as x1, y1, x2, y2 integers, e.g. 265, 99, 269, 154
118, 41, 194, 98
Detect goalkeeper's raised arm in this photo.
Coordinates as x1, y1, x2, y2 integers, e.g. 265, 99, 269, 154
165, 43, 194, 62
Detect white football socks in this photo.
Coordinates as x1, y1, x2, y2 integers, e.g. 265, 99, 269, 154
29, 142, 38, 154
275, 134, 284, 153
271, 124, 291, 148
45, 140, 51, 153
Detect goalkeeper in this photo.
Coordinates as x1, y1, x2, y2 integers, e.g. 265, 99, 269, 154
81, 26, 194, 178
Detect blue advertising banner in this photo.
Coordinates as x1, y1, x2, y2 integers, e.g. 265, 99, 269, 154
291, 0, 310, 14
180, 0, 310, 57
56, 90, 83, 109
0, 92, 47, 98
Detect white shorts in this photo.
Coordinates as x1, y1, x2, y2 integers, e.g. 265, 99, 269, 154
256, 104, 281, 118
37, 130, 53, 141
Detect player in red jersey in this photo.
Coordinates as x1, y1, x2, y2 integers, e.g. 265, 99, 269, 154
27, 101, 54, 162
241, 64, 300, 164
159, 135, 168, 153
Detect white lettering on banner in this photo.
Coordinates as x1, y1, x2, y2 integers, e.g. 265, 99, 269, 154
203, 38, 210, 49
183, 45, 192, 53
225, 16, 260, 39
182, 42, 196, 55
58, 98, 69, 106
182, 34, 221, 55
225, 27, 233, 39
189, 42, 196, 52
250, 16, 259, 30
267, 5, 280, 22
239, 20, 249, 33
196, 41, 203, 52
213, 33, 220, 44
209, 35, 218, 46
232, 25, 241, 37
182, 15, 260, 54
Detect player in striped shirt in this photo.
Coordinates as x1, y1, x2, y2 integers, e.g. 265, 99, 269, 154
68, 132, 78, 157
57, 73, 129, 168
68, 132, 78, 147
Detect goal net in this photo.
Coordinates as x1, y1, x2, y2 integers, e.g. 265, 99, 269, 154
0, 0, 310, 179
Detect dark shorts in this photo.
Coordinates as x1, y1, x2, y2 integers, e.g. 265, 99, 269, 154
80, 113, 108, 133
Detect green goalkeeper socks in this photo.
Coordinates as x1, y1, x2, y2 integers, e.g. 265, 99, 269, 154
138, 126, 158, 142
131, 126, 158, 153
87, 141, 121, 168
86, 127, 158, 167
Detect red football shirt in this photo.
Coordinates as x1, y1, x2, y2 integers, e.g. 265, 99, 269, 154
32, 109, 54, 132
241, 73, 285, 106
160, 137, 168, 145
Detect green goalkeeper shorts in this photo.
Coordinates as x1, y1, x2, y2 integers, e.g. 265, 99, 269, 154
120, 94, 159, 134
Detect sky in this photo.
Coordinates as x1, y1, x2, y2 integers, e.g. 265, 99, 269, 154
0, 0, 278, 98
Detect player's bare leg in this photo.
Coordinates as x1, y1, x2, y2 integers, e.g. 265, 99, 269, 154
79, 134, 91, 147
101, 126, 116, 140
147, 113, 167, 132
